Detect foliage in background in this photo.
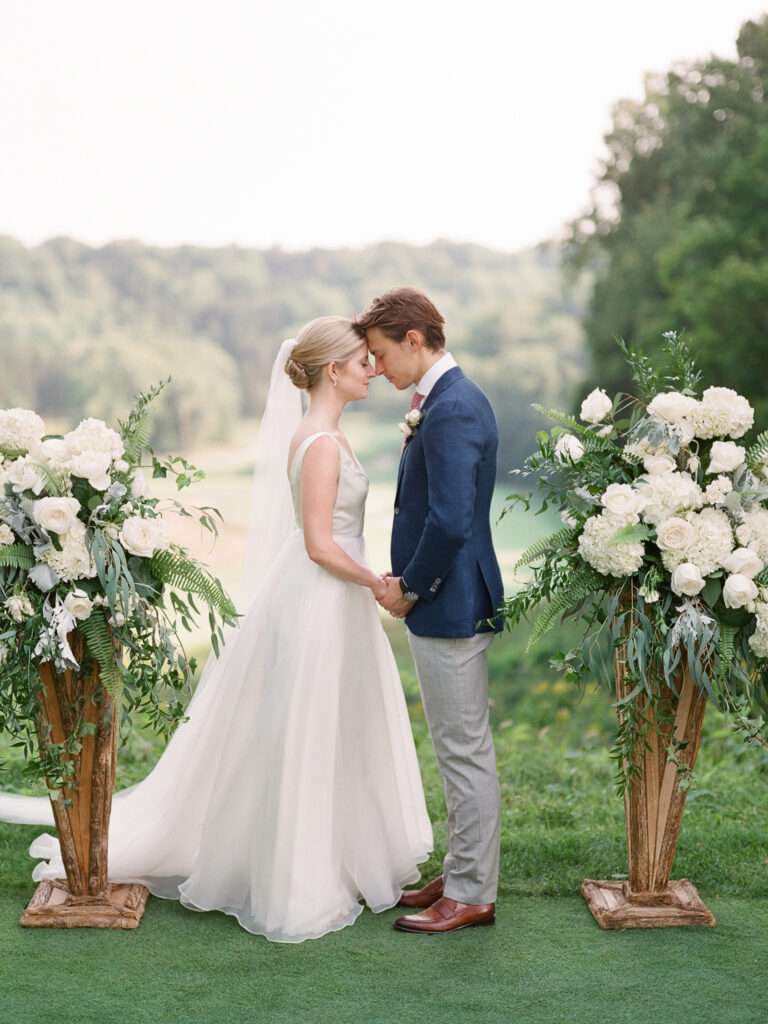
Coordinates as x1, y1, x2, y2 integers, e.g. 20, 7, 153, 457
0, 237, 588, 473
569, 13, 768, 429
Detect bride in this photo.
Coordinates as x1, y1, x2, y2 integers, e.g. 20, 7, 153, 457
0, 316, 433, 942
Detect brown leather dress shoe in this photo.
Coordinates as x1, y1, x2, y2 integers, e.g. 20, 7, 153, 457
394, 896, 495, 933
397, 875, 444, 909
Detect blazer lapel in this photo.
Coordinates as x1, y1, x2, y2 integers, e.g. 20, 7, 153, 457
393, 367, 464, 507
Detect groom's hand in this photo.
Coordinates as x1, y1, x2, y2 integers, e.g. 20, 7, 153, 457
377, 576, 416, 619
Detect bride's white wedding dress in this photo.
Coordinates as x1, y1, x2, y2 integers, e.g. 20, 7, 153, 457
0, 428, 433, 942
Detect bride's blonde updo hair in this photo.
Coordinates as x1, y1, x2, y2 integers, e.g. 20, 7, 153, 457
285, 316, 362, 391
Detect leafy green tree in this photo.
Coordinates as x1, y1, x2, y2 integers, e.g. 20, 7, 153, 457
570, 14, 768, 424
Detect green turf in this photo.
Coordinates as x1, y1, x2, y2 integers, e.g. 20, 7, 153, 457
0, 889, 765, 1024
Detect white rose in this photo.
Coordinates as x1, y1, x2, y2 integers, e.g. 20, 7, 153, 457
130, 470, 149, 499
723, 573, 759, 609
707, 441, 746, 475
643, 454, 677, 475
0, 523, 14, 546
398, 422, 412, 438
554, 434, 585, 464
656, 516, 695, 552
32, 437, 72, 466
600, 483, 646, 518
671, 562, 706, 596
63, 589, 93, 621
722, 548, 764, 579
404, 409, 422, 429
579, 388, 613, 424
647, 391, 698, 424
119, 516, 168, 558
68, 450, 112, 491
5, 456, 47, 495
32, 496, 82, 535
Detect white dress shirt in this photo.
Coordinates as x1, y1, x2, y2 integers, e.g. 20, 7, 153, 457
415, 351, 458, 400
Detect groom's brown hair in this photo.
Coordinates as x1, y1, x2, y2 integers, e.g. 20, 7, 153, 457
353, 288, 446, 351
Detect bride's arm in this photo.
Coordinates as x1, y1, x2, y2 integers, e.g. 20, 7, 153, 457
301, 437, 387, 599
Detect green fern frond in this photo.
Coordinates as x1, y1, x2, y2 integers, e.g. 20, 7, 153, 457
79, 611, 122, 699
746, 430, 768, 473
0, 544, 35, 570
514, 527, 579, 571
123, 410, 152, 463
716, 624, 738, 685
531, 405, 594, 438
526, 569, 598, 652
150, 549, 237, 620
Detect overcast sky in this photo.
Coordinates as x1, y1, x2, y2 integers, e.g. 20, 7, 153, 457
2, 1, 766, 253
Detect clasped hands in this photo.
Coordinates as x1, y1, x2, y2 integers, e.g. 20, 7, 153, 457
374, 572, 415, 619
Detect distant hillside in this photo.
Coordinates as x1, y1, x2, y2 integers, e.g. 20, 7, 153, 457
0, 236, 589, 475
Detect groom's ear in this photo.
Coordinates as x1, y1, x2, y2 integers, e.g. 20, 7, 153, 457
405, 329, 426, 351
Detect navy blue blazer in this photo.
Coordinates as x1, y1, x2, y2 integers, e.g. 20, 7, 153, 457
391, 366, 505, 639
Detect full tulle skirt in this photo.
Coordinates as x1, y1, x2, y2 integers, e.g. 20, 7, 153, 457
0, 531, 433, 942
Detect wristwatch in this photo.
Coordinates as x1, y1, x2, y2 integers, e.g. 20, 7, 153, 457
399, 577, 419, 603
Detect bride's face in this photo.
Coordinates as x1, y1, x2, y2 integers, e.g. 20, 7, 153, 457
332, 342, 375, 401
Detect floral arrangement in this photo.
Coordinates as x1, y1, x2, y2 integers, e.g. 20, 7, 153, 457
0, 381, 237, 787
503, 333, 768, 785
399, 408, 423, 440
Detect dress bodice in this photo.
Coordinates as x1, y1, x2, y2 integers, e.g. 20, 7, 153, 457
289, 432, 369, 538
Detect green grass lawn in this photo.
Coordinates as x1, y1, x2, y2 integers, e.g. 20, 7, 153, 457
2, 618, 767, 1022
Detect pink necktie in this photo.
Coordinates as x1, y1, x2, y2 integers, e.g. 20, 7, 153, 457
402, 392, 424, 450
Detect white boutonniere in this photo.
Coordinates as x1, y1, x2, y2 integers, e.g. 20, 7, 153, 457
399, 409, 423, 439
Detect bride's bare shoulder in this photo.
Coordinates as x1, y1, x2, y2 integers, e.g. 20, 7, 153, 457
287, 428, 339, 469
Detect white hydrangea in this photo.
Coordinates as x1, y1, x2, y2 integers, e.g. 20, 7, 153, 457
707, 441, 746, 475
68, 450, 112, 491
749, 602, 768, 659
736, 508, 768, 562
703, 475, 733, 506
634, 471, 703, 526
64, 418, 125, 460
0, 408, 46, 452
578, 511, 645, 577
690, 387, 754, 439
39, 520, 97, 582
657, 507, 734, 577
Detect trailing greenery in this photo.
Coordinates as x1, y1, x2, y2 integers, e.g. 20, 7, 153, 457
503, 334, 768, 796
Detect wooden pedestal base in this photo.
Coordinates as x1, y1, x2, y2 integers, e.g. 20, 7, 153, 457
581, 878, 716, 930
20, 879, 150, 929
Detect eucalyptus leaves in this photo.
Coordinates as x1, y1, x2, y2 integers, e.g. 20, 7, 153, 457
504, 333, 768, 779
0, 381, 238, 784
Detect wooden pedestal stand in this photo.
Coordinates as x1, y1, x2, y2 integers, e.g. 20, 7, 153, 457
582, 600, 716, 930
20, 632, 149, 929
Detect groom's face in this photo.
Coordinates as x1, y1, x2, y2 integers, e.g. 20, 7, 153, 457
366, 327, 421, 391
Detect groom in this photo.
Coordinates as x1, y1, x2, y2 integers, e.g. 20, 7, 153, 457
354, 288, 504, 934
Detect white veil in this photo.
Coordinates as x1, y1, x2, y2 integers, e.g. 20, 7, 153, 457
238, 337, 303, 608
0, 337, 303, 827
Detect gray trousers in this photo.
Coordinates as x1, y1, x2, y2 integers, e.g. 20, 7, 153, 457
407, 629, 500, 904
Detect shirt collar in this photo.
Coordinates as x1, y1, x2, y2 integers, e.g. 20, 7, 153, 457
416, 351, 458, 399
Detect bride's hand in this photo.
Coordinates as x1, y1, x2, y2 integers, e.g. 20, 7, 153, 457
372, 575, 388, 601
